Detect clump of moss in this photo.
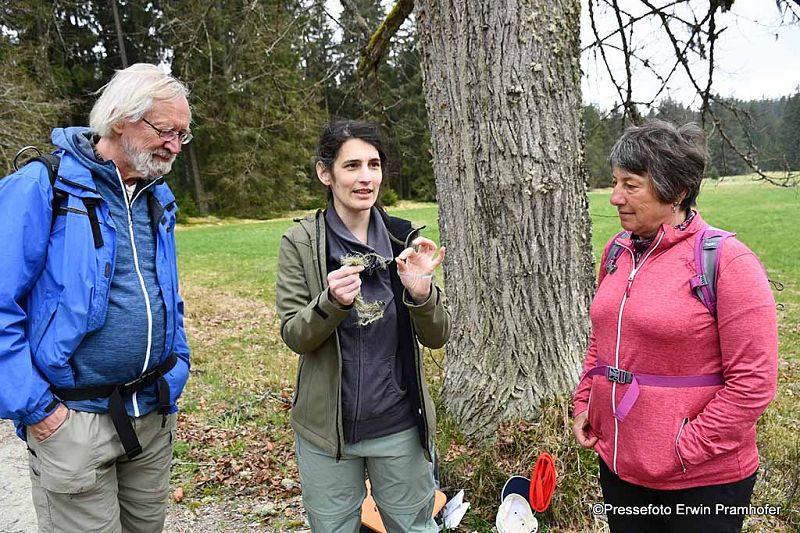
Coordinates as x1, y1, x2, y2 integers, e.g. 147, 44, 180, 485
352, 296, 385, 326
339, 252, 392, 326
340, 252, 392, 271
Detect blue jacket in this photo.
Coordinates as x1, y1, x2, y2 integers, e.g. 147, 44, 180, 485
0, 128, 190, 439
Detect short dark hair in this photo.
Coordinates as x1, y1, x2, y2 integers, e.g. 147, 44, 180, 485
609, 119, 707, 210
314, 119, 387, 171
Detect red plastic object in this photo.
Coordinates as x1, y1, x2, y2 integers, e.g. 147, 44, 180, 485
529, 452, 556, 513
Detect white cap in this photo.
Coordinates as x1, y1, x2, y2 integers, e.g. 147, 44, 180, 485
496, 493, 539, 533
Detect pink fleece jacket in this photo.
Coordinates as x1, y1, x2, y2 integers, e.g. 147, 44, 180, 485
573, 213, 778, 490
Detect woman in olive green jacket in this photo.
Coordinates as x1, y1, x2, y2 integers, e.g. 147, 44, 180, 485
276, 120, 450, 532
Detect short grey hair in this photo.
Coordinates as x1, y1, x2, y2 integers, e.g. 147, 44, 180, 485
609, 119, 707, 209
90, 63, 190, 138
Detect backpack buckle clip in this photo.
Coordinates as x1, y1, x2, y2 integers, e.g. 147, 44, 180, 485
606, 366, 633, 384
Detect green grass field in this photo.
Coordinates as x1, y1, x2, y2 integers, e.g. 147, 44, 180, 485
172, 176, 799, 531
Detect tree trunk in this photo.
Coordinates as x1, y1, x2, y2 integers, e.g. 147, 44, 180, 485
109, 0, 128, 68
416, 0, 595, 439
186, 143, 208, 215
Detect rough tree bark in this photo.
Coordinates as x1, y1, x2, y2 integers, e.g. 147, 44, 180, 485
416, 0, 595, 439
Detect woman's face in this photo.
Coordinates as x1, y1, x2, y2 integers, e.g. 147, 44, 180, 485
317, 138, 382, 218
609, 166, 675, 238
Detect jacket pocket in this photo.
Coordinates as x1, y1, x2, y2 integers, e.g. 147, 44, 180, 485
360, 358, 408, 420
675, 417, 689, 474
390, 354, 407, 396
164, 356, 190, 408
293, 356, 305, 406
29, 291, 60, 356
617, 414, 686, 482
86, 256, 112, 333
294, 345, 337, 436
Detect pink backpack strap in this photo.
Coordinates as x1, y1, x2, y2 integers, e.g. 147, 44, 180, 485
689, 226, 735, 316
603, 231, 630, 276
579, 361, 724, 421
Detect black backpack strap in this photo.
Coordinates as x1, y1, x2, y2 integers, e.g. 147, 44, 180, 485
22, 154, 65, 228
53, 354, 177, 459
21, 153, 104, 249
81, 198, 104, 248
147, 191, 166, 237
26, 153, 61, 186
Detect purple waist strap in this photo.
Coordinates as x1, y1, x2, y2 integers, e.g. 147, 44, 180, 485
580, 361, 724, 422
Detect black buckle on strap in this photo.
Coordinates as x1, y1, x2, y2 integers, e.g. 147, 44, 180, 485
117, 354, 177, 396
606, 366, 633, 384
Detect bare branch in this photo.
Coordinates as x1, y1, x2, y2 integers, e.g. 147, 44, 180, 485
701, 3, 719, 123
610, 0, 641, 123
587, 0, 629, 121
776, 0, 800, 23
581, 1, 684, 52
708, 111, 798, 187
640, 0, 708, 101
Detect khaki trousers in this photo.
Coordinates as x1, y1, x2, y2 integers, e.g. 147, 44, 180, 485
295, 426, 437, 533
28, 409, 176, 533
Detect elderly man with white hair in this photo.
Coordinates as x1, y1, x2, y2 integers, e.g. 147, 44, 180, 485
0, 63, 192, 532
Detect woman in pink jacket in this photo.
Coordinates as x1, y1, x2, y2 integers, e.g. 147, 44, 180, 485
572, 120, 778, 533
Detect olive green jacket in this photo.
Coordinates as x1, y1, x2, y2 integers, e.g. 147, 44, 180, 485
276, 209, 450, 460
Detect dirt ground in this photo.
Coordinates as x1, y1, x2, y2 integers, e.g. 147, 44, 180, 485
0, 421, 36, 533
0, 421, 308, 533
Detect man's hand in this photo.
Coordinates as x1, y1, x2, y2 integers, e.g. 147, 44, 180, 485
572, 411, 598, 449
327, 265, 365, 307
27, 403, 69, 443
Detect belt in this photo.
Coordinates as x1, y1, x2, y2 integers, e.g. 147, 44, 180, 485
53, 354, 177, 459
579, 360, 724, 422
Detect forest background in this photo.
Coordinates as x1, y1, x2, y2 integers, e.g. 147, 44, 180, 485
1, 2, 799, 531
2, 0, 799, 219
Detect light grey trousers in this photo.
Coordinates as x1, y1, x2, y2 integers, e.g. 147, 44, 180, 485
28, 409, 176, 533
295, 426, 437, 533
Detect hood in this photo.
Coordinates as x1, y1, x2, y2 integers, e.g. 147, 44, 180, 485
51, 127, 120, 191
377, 208, 420, 248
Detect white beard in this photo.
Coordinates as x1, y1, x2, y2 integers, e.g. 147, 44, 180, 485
122, 137, 176, 180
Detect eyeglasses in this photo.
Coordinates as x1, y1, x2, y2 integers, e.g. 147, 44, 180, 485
141, 118, 193, 145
